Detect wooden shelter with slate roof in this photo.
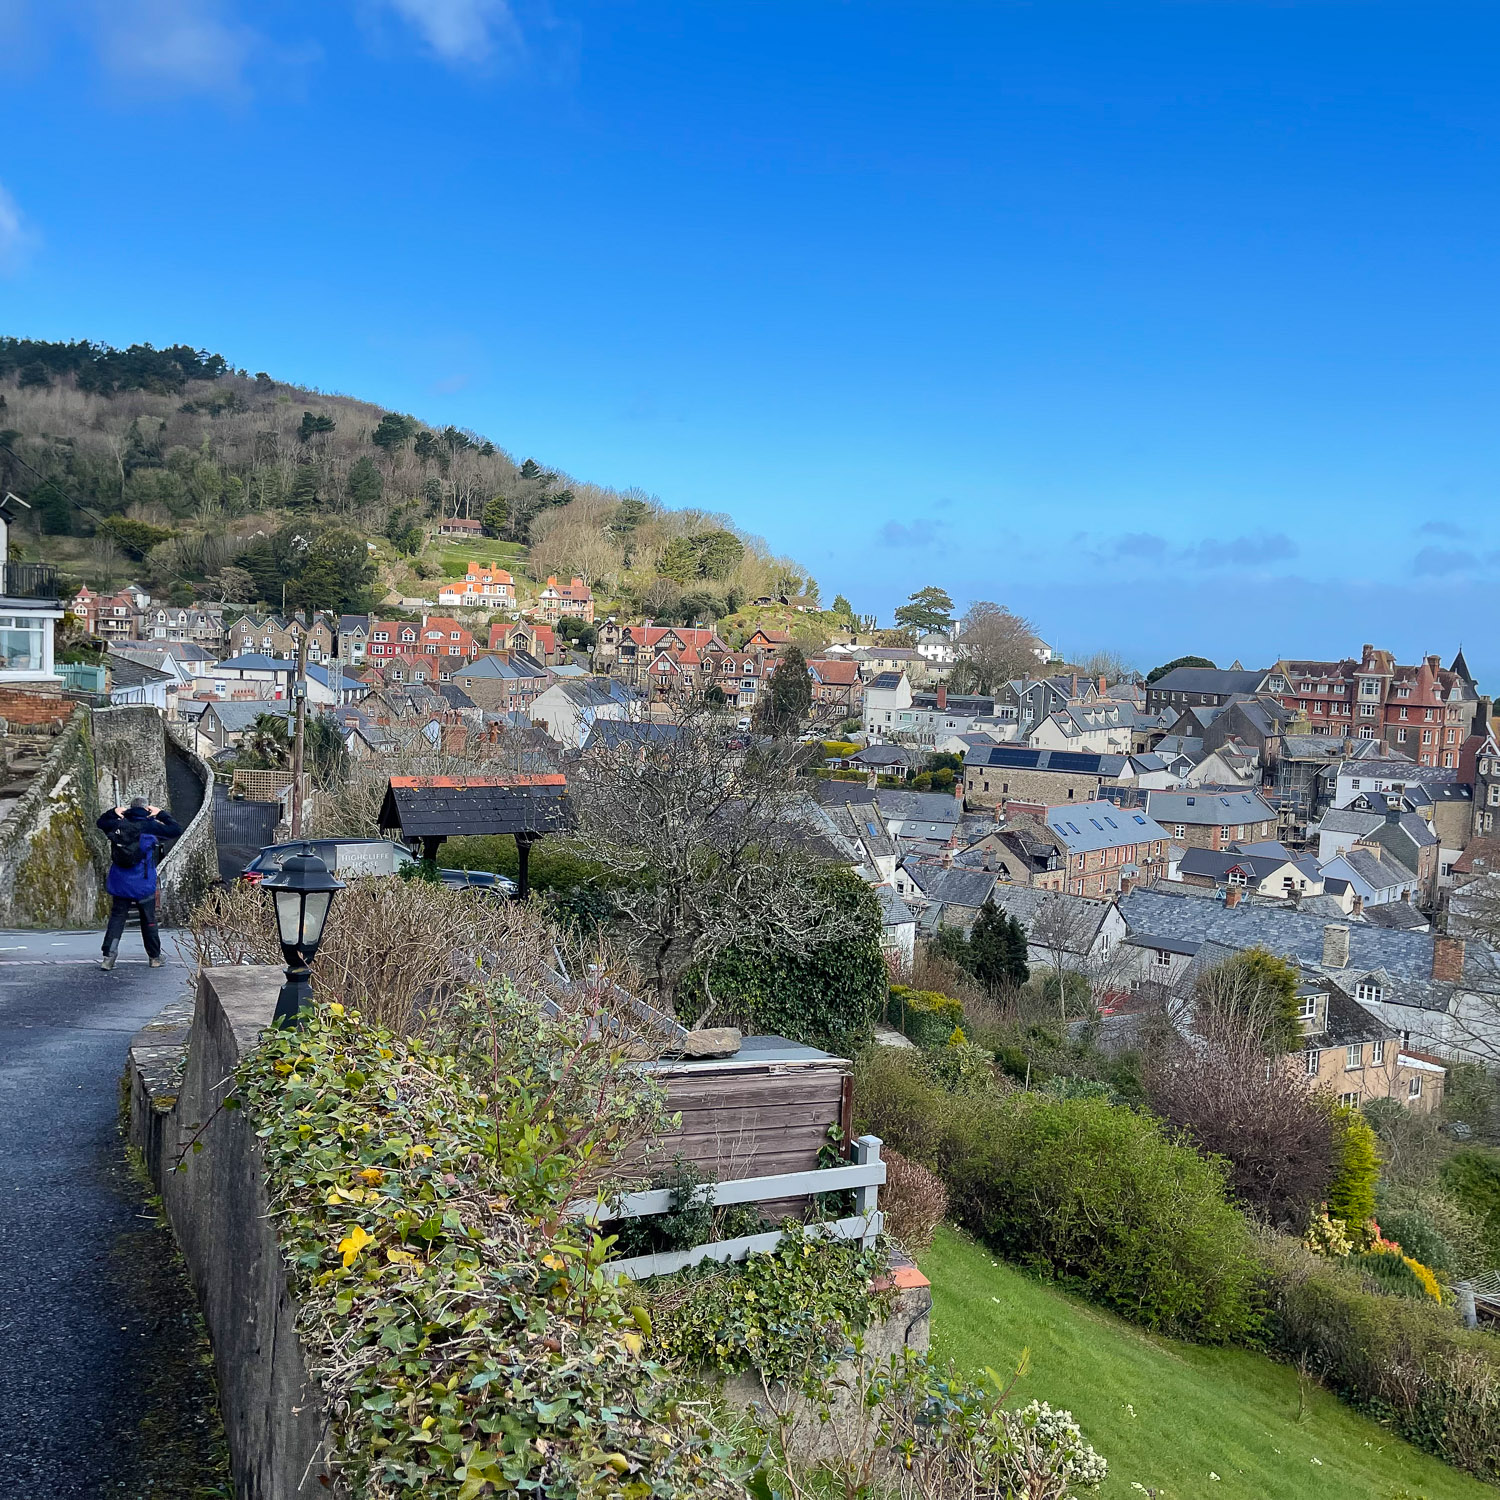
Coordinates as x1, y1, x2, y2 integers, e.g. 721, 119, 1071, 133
378, 774, 569, 896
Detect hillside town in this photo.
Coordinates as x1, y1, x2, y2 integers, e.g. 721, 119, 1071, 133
46, 562, 1500, 1101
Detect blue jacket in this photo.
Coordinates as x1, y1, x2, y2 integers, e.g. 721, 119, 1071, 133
97, 805, 182, 900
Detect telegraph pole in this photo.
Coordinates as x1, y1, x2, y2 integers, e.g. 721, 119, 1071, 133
290, 622, 308, 838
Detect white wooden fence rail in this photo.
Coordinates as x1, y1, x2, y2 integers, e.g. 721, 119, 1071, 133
576, 1134, 886, 1282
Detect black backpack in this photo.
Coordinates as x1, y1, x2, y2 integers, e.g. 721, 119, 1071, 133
108, 821, 146, 870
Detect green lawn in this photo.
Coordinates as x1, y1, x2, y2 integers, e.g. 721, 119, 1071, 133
920, 1226, 1493, 1500
425, 539, 528, 577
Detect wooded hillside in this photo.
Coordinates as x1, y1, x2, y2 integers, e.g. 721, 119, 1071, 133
0, 337, 818, 622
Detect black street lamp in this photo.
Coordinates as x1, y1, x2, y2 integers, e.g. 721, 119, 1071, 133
260, 843, 345, 1027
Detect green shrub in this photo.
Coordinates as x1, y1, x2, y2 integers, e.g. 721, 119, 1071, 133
1442, 1148, 1500, 1265
1328, 1108, 1380, 1230
639, 1223, 890, 1381
1378, 1182, 1493, 1279
853, 1050, 1261, 1343
1257, 1228, 1500, 1482
1351, 1247, 1429, 1299
885, 984, 964, 1049
1375, 1205, 1457, 1275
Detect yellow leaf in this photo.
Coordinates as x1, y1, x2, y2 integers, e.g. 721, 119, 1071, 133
338, 1224, 373, 1269
621, 1332, 643, 1357
409, 1144, 434, 1159
328, 1003, 346, 1018
359, 1168, 385, 1186
540, 1253, 566, 1272
386, 1247, 419, 1266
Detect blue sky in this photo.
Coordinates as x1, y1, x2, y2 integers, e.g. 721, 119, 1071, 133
3, 1, 1499, 678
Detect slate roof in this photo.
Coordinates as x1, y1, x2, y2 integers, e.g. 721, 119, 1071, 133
205, 701, 290, 733
1045, 800, 1169, 854
1328, 845, 1417, 893
583, 720, 685, 752
306, 663, 368, 695
963, 745, 1130, 776
215, 653, 293, 673
1149, 666, 1269, 695
105, 653, 173, 688
854, 745, 924, 769
875, 884, 916, 927
1178, 847, 1305, 883
811, 783, 962, 828
1318, 809, 1385, 839
983, 885, 1113, 950
1362, 902, 1429, 931
378, 775, 571, 839
905, 864, 1000, 908
1118, 887, 1500, 1000
1145, 789, 1276, 825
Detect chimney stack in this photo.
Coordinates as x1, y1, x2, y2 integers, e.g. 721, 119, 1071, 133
936, 686, 947, 711
1225, 886, 1242, 908
1322, 923, 1350, 969
1351, 894, 1364, 917
1432, 935, 1466, 983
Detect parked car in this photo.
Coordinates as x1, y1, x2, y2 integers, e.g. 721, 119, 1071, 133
241, 838, 518, 896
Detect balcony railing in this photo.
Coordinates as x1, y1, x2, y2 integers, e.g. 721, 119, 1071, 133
0, 562, 61, 602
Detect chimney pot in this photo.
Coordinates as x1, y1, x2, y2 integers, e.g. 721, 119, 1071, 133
1322, 923, 1351, 969
1432, 934, 1466, 983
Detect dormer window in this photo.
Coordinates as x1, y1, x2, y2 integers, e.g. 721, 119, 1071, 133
1355, 981, 1384, 1004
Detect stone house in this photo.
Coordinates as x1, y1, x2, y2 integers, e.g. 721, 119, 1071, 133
227, 612, 335, 663
143, 605, 226, 653
436, 563, 515, 609
963, 744, 1131, 810
1143, 664, 1271, 718
1143, 790, 1277, 851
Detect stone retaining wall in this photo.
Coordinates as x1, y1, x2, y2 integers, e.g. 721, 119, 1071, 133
129, 967, 337, 1500
0, 706, 107, 926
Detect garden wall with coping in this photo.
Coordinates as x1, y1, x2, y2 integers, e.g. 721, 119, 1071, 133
128, 965, 338, 1500
127, 966, 933, 1497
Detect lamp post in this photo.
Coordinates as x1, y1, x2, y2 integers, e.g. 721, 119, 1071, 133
260, 843, 344, 1027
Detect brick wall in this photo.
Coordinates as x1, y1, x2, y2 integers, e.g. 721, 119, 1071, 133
0, 686, 74, 728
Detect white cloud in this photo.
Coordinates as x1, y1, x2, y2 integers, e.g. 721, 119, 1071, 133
383, 0, 520, 63
87, 0, 257, 94
0, 181, 34, 274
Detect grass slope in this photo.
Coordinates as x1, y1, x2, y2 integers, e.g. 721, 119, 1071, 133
920, 1226, 1492, 1500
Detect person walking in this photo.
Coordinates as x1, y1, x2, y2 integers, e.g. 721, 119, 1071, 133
96, 797, 181, 970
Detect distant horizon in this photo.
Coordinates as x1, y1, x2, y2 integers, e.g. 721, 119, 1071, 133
4, 3, 1497, 684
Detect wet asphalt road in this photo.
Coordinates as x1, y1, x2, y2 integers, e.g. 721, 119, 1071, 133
0, 929, 197, 1497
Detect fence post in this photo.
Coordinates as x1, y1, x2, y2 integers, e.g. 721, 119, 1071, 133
1456, 1280, 1478, 1330
854, 1134, 882, 1249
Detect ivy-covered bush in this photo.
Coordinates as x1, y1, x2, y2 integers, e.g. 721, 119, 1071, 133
639, 1224, 890, 1381
691, 866, 886, 1054
854, 1049, 1261, 1343
885, 985, 965, 1049
1257, 1228, 1500, 1483
236, 991, 745, 1500
1442, 1148, 1500, 1264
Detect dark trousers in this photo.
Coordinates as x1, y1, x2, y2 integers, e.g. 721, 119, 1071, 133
102, 895, 161, 959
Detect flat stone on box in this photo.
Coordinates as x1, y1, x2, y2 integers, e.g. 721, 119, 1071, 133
679, 1027, 742, 1058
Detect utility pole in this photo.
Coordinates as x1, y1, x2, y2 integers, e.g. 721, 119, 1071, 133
290, 622, 308, 838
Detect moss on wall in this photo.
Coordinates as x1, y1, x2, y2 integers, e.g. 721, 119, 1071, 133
15, 794, 101, 925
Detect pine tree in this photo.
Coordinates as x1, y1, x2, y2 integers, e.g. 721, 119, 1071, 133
968, 898, 1011, 992
1004, 914, 1031, 987
757, 645, 812, 734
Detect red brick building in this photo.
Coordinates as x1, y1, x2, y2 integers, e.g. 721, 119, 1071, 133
1266, 646, 1477, 769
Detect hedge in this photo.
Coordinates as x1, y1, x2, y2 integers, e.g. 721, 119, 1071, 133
853, 1048, 1261, 1343
1258, 1230, 1500, 1483
884, 985, 965, 1050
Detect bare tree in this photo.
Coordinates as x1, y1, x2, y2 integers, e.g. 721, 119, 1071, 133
951, 601, 1043, 694
1023, 891, 1129, 1021
563, 705, 866, 1019
1069, 649, 1135, 684
1145, 972, 1335, 1228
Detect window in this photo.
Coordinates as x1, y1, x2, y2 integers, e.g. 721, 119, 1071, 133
1338, 1091, 1361, 1109
1305, 1049, 1321, 1076
1424, 708, 1435, 722
1346, 1044, 1364, 1070
0, 615, 44, 673
1355, 981, 1384, 1004
1153, 950, 1173, 968
1219, 825, 1232, 839
1351, 778, 1361, 790
1297, 994, 1317, 1020
1228, 870, 1249, 887
1372, 1040, 1385, 1065
1174, 824, 1186, 838
1360, 726, 1377, 739
1361, 678, 1380, 697
1409, 1076, 1423, 1099
1398, 707, 1408, 720
1360, 704, 1378, 717
1422, 730, 1433, 746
